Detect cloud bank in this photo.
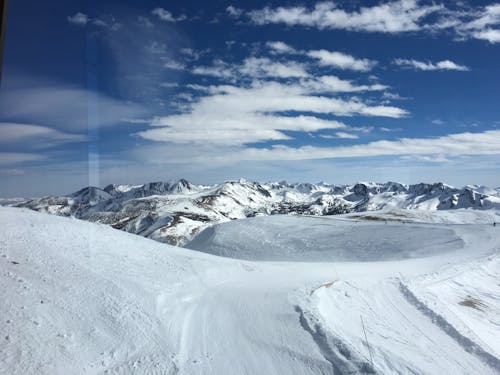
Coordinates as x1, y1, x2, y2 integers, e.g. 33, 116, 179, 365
240, 1, 500, 43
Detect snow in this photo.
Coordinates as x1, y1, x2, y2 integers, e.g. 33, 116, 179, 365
0, 207, 238, 374
465, 185, 500, 197
15, 179, 500, 246
342, 207, 500, 224
186, 215, 465, 261
1, 207, 499, 374
0, 197, 26, 206
305, 278, 496, 374
407, 254, 500, 358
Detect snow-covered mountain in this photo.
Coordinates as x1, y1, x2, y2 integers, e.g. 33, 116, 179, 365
13, 179, 500, 245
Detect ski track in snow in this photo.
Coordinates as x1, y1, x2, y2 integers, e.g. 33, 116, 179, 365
399, 282, 500, 371
1, 207, 499, 374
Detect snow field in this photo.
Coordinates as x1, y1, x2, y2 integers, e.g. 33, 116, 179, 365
1, 207, 499, 374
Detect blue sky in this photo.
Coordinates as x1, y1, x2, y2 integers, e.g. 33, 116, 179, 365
1, 0, 500, 196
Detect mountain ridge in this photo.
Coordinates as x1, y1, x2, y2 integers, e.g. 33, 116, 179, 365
12, 178, 500, 245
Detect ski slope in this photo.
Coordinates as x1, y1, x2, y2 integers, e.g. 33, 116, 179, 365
1, 207, 499, 374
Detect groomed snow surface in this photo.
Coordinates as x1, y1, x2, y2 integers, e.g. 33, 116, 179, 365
1, 207, 499, 374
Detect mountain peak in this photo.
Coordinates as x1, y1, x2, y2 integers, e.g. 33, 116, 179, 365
12, 179, 500, 246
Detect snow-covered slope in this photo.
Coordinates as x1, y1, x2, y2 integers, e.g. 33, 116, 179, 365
0, 207, 236, 374
1, 207, 499, 374
0, 197, 26, 206
186, 215, 465, 261
13, 179, 500, 246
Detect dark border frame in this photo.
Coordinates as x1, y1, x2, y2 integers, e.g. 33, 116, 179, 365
0, 0, 8, 84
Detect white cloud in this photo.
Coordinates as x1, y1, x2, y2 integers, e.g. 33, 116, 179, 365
401, 154, 451, 163
266, 42, 379, 76
0, 123, 86, 148
226, 6, 243, 18
465, 4, 500, 29
123, 118, 151, 124
321, 132, 359, 139
67, 12, 89, 26
0, 86, 146, 132
192, 60, 233, 78
159, 82, 179, 88
352, 126, 374, 134
193, 45, 379, 82
164, 60, 185, 70
180, 48, 203, 60
394, 58, 469, 71
138, 126, 291, 145
140, 111, 349, 146
67, 13, 119, 30
266, 41, 297, 54
335, 132, 359, 139
307, 50, 377, 71
193, 57, 308, 79
186, 84, 210, 91
175, 92, 195, 102
181, 81, 406, 118
0, 152, 46, 166
193, 57, 383, 83
152, 8, 175, 22
240, 57, 308, 78
151, 8, 186, 22
247, 0, 442, 33
92, 18, 114, 29
382, 92, 407, 100
242, 2, 500, 44
305, 75, 387, 93
136, 80, 407, 146
458, 4, 500, 43
431, 119, 446, 125
224, 130, 500, 162
471, 28, 500, 43
131, 129, 500, 174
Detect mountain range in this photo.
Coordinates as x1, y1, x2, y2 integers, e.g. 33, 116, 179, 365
13, 179, 500, 245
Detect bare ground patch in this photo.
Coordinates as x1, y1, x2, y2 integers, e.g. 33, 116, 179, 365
459, 296, 487, 311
